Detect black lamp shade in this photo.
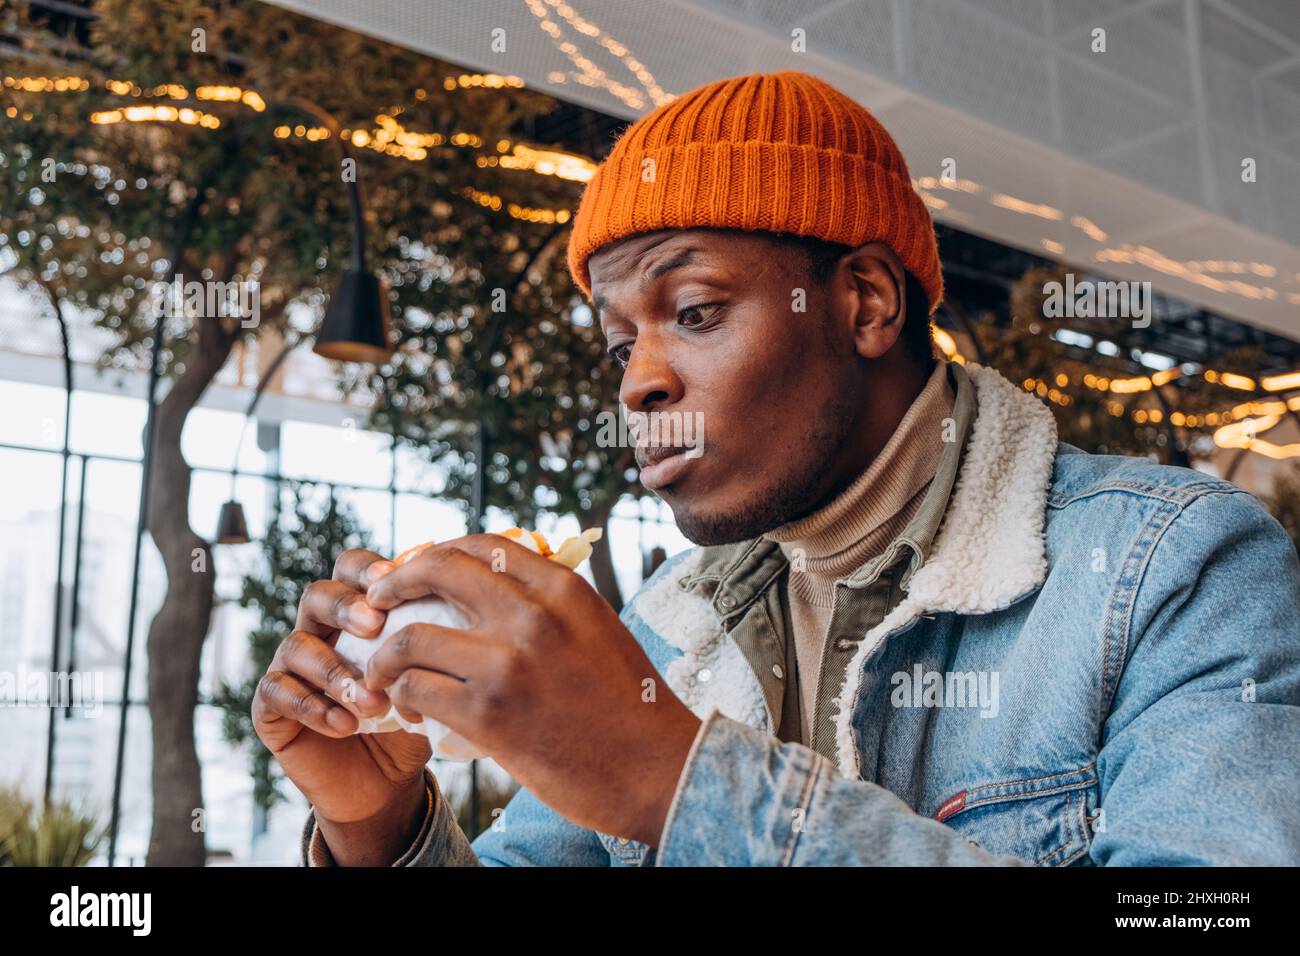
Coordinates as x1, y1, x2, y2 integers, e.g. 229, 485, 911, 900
313, 269, 393, 364
216, 500, 250, 545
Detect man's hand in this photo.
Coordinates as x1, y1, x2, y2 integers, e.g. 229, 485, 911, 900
363, 534, 702, 846
252, 549, 434, 866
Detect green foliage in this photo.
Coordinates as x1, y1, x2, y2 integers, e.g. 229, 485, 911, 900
0, 786, 104, 867
367, 231, 635, 528
1, 0, 635, 529
211, 480, 373, 815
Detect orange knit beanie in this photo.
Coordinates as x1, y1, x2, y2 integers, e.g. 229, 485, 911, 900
566, 70, 944, 313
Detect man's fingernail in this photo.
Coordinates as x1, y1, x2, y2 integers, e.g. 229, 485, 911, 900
326, 707, 354, 732
365, 560, 395, 585
353, 604, 384, 629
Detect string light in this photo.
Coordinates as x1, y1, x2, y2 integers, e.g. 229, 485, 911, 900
1214, 413, 1300, 460
4, 70, 593, 220
1096, 244, 1275, 301
1070, 215, 1107, 242
524, 0, 673, 111
480, 141, 596, 183
195, 86, 266, 111
931, 325, 964, 365
3, 74, 91, 92
916, 191, 949, 212
459, 186, 571, 223
912, 176, 981, 194
989, 193, 1063, 221
1216, 371, 1257, 391
90, 106, 221, 128
274, 124, 330, 141
1262, 371, 1300, 392
441, 73, 526, 90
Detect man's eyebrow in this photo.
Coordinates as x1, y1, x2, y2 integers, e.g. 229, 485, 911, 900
592, 246, 706, 327
592, 293, 617, 329
644, 247, 702, 283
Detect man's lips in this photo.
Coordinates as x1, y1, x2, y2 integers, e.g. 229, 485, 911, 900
635, 445, 695, 491
635, 445, 690, 469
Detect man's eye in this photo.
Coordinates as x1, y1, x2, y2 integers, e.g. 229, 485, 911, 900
607, 343, 632, 368
677, 302, 722, 329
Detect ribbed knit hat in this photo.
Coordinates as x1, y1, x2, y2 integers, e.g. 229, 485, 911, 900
566, 70, 943, 313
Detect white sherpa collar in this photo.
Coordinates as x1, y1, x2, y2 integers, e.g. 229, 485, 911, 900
633, 548, 772, 733
832, 362, 1058, 776
631, 363, 1060, 775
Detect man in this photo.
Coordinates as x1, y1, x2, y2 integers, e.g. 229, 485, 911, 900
254, 71, 1300, 866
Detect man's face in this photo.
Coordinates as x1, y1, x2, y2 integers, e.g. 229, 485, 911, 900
589, 227, 863, 545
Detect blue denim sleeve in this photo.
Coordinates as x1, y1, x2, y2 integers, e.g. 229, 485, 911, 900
300, 765, 610, 866
463, 783, 611, 866
1090, 489, 1300, 865
654, 709, 1030, 865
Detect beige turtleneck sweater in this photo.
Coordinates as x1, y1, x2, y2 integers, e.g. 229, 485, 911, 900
762, 362, 954, 745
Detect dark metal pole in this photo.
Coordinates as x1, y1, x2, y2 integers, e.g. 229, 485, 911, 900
63, 457, 88, 720
42, 284, 74, 807
278, 97, 367, 274
108, 295, 165, 866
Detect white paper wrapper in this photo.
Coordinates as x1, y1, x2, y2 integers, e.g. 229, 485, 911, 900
332, 527, 602, 761
334, 597, 486, 760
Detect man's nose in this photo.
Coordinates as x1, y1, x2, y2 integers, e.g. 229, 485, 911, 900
618, 338, 682, 413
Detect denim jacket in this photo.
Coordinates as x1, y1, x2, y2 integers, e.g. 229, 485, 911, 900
302, 362, 1300, 866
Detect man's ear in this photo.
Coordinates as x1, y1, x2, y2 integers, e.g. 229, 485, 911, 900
839, 242, 907, 360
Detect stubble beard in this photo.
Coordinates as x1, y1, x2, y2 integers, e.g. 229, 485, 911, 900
665, 391, 858, 546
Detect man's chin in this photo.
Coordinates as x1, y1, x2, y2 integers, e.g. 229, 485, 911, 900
664, 498, 780, 546
656, 469, 829, 546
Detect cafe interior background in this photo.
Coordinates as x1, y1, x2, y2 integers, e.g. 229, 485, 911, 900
1, 0, 1298, 864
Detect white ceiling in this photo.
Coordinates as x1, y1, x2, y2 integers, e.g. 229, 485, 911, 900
266, 0, 1300, 341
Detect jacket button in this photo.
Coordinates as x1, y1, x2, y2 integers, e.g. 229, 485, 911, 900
772, 664, 784, 679
718, 595, 736, 609
697, 667, 712, 683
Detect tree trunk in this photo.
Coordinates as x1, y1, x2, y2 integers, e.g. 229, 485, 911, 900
144, 314, 238, 866
586, 499, 623, 613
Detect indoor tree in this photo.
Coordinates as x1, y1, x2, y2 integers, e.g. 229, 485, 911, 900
1, 0, 618, 864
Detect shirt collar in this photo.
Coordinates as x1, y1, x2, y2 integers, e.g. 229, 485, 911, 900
844, 360, 975, 590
